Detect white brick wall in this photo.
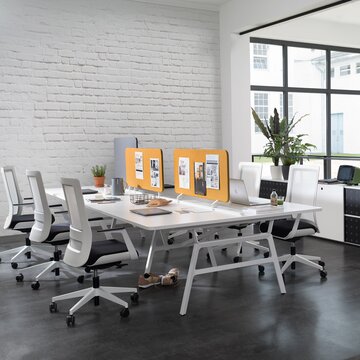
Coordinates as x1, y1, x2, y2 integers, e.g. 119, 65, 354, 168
0, 0, 221, 224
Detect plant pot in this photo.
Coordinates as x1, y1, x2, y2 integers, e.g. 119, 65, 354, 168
270, 165, 283, 180
93, 176, 105, 187
282, 165, 290, 180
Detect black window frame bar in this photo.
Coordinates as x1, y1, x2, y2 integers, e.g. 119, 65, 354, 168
250, 37, 360, 178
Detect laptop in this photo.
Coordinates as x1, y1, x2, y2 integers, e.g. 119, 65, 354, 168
230, 179, 269, 206
130, 208, 172, 216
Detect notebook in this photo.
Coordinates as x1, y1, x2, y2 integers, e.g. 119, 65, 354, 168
230, 179, 269, 206
130, 208, 172, 216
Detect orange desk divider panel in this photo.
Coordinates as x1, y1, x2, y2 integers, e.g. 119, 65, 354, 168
125, 148, 164, 192
174, 149, 229, 202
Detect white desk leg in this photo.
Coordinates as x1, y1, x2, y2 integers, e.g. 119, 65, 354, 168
180, 242, 200, 316
267, 233, 286, 294
145, 230, 157, 274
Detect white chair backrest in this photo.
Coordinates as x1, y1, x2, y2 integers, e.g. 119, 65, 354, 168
1, 166, 24, 229
239, 162, 263, 197
61, 178, 92, 268
26, 171, 52, 243
286, 165, 319, 223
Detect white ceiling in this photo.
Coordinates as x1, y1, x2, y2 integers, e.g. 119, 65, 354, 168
130, 0, 230, 11
311, 0, 360, 25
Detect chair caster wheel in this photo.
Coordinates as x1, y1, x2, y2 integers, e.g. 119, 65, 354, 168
264, 252, 270, 258
318, 260, 325, 267
120, 308, 130, 318
130, 292, 139, 305
49, 302, 58, 313
167, 238, 174, 245
258, 265, 265, 275
320, 270, 327, 279
31, 281, 40, 290
233, 256, 240, 263
77, 275, 85, 284
66, 314, 75, 327
25, 251, 31, 259
11, 262, 18, 269
16, 273, 24, 282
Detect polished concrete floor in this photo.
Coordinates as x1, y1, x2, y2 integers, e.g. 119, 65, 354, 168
1, 230, 360, 360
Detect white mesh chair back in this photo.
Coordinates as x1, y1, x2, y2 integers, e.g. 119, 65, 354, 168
26, 171, 52, 243
239, 162, 263, 197
61, 178, 92, 268
286, 165, 319, 223
1, 166, 24, 229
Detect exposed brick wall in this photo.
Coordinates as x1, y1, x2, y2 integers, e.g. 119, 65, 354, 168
0, 0, 221, 224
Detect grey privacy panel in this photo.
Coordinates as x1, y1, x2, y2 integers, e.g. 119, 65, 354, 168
114, 136, 138, 179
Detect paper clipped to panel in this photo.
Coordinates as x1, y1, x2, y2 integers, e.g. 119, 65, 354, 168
125, 148, 164, 192
174, 149, 229, 202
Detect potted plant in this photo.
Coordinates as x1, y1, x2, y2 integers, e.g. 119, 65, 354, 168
91, 165, 106, 187
252, 107, 284, 180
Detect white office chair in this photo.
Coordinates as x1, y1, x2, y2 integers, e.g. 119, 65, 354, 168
226, 162, 269, 262
259, 165, 327, 278
50, 178, 139, 327
15, 171, 71, 289
0, 166, 35, 266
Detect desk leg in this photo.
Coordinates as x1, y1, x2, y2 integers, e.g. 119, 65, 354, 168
267, 234, 286, 294
180, 242, 200, 316
145, 230, 157, 274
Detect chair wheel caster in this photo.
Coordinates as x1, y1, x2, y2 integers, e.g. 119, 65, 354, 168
66, 314, 75, 327
264, 252, 270, 258
167, 238, 174, 245
258, 265, 265, 275
320, 270, 327, 278
11, 262, 18, 269
318, 260, 325, 267
25, 251, 31, 259
130, 292, 139, 305
49, 302, 58, 313
233, 256, 240, 263
16, 273, 24, 282
77, 275, 85, 284
120, 308, 130, 318
31, 281, 40, 290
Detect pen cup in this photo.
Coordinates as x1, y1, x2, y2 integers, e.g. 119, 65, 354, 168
112, 178, 124, 196
277, 196, 285, 205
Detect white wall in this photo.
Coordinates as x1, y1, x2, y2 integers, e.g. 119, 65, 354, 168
219, 0, 345, 176
0, 0, 221, 224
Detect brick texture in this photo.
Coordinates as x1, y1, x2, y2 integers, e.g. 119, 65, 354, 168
0, 0, 221, 224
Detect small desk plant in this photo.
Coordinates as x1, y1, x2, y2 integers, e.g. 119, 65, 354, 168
91, 165, 106, 187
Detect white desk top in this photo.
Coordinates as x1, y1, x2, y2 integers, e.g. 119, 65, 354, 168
46, 187, 321, 231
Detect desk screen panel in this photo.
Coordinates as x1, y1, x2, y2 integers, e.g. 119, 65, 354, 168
125, 148, 164, 192
174, 149, 229, 202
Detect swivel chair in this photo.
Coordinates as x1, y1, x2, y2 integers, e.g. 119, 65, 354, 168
0, 166, 34, 266
50, 178, 139, 327
259, 165, 327, 278
15, 171, 71, 289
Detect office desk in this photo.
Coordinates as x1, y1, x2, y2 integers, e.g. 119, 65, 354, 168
46, 188, 321, 315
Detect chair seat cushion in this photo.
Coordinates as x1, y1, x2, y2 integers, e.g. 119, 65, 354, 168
45, 223, 70, 244
11, 214, 34, 228
85, 240, 128, 266
260, 219, 318, 239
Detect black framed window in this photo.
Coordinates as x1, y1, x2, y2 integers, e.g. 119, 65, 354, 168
250, 37, 360, 178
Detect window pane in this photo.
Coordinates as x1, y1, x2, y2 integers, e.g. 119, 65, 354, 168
251, 91, 283, 154
331, 94, 360, 156
289, 93, 326, 155
331, 51, 360, 90
288, 47, 326, 88
250, 43, 283, 86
